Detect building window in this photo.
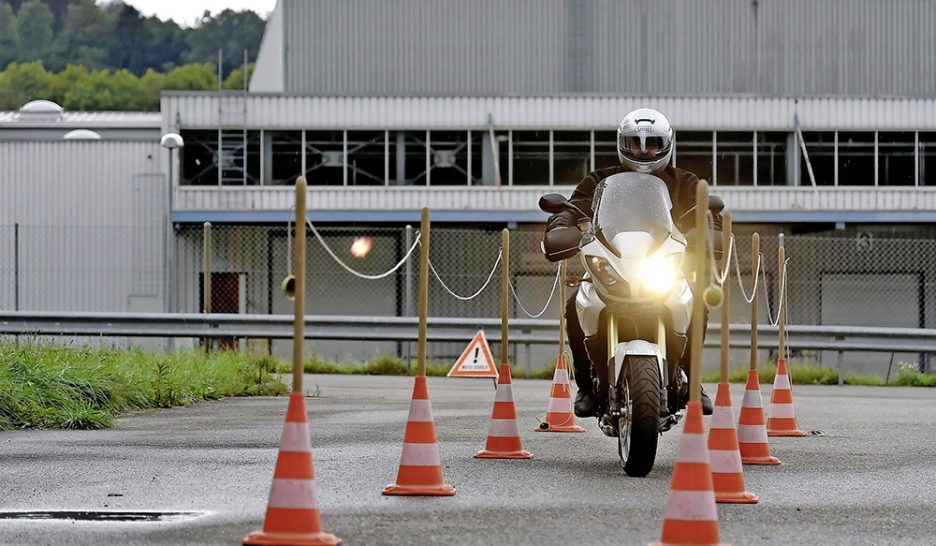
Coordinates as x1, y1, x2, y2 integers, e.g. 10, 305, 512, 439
428, 131, 470, 185
715, 131, 754, 186
921, 132, 936, 186
800, 131, 835, 186
346, 131, 385, 186
675, 131, 713, 183
594, 131, 618, 170
469, 132, 484, 185
878, 132, 915, 186
511, 131, 550, 185
838, 132, 874, 186
305, 130, 344, 186
553, 131, 590, 185
180, 130, 219, 186
264, 131, 301, 186
755, 132, 788, 186
386, 131, 429, 186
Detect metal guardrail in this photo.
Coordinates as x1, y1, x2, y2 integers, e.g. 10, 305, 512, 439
1, 312, 935, 354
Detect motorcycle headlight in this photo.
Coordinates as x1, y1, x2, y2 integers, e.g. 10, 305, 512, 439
641, 255, 680, 294
586, 255, 623, 286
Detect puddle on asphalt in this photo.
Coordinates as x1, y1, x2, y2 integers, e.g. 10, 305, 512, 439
0, 511, 205, 522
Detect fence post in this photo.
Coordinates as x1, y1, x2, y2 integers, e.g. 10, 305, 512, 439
13, 223, 19, 311
203, 221, 212, 352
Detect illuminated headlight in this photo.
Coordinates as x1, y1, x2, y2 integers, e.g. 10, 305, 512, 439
641, 255, 680, 294
586, 255, 623, 286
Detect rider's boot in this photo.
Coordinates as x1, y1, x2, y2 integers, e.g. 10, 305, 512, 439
574, 389, 598, 418
700, 386, 714, 415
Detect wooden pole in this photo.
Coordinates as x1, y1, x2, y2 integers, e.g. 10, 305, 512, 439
202, 222, 211, 314
750, 233, 760, 372
501, 228, 510, 365
720, 211, 732, 383
558, 259, 567, 355
690, 181, 709, 402
417, 208, 430, 377
778, 233, 786, 361
292, 177, 307, 393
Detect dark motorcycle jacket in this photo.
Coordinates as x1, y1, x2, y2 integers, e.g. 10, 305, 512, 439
545, 164, 720, 234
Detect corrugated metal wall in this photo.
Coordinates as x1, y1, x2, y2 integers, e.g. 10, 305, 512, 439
0, 141, 166, 311
277, 0, 936, 97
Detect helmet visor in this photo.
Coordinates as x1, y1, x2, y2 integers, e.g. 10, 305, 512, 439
619, 134, 670, 163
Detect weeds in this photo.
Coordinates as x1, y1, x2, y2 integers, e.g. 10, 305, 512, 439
0, 344, 287, 430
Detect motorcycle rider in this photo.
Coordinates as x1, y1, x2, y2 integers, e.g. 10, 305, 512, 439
545, 107, 720, 417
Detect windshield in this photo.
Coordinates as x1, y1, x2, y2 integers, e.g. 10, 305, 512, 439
592, 172, 675, 242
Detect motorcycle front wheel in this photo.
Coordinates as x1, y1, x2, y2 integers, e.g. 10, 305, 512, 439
617, 355, 661, 477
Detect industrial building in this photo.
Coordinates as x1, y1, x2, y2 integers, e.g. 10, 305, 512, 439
2, 0, 936, 369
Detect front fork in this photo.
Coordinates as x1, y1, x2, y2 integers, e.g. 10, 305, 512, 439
602, 316, 671, 431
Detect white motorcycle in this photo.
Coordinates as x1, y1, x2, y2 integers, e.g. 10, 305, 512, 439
540, 172, 722, 476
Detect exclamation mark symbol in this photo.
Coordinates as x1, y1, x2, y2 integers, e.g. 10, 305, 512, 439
472, 347, 480, 365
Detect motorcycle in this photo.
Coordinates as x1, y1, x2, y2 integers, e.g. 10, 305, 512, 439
540, 172, 723, 476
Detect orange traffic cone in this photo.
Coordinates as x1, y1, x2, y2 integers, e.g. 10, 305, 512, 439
650, 401, 727, 546
534, 353, 584, 433
475, 364, 533, 459
766, 358, 806, 437
383, 375, 456, 496
243, 393, 341, 546
708, 383, 758, 504
737, 370, 780, 465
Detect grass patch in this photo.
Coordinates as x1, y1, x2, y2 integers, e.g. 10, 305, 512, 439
299, 353, 558, 379
891, 363, 936, 386
0, 344, 287, 430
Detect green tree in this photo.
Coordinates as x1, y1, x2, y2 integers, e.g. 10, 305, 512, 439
50, 0, 115, 72
162, 63, 218, 91
15, 0, 55, 62
0, 61, 53, 110
62, 68, 149, 111
223, 63, 254, 90
183, 9, 266, 78
46, 64, 89, 105
107, 3, 153, 75
142, 16, 186, 73
0, 3, 18, 70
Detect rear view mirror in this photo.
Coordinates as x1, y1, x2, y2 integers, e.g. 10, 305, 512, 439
541, 226, 582, 262
708, 195, 725, 215
538, 193, 570, 214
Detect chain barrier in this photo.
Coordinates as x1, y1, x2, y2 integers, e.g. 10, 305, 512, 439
508, 262, 562, 318
306, 220, 421, 280
762, 257, 790, 327
733, 245, 762, 304
428, 249, 503, 301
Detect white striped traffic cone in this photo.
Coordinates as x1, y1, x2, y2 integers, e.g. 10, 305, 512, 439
766, 358, 806, 437
708, 382, 758, 503
535, 353, 584, 433
243, 392, 341, 546
737, 370, 781, 465
476, 364, 533, 459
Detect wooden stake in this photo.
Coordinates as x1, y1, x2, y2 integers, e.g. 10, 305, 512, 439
778, 234, 786, 361
292, 178, 307, 393
720, 211, 732, 383
417, 208, 430, 377
690, 181, 709, 401
501, 228, 510, 366
750, 233, 760, 372
558, 259, 567, 355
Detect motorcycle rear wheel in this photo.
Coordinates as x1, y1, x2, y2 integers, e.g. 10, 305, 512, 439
617, 356, 661, 477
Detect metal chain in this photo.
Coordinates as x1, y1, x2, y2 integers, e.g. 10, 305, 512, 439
428, 249, 502, 301
762, 257, 790, 327
733, 244, 762, 304
508, 262, 562, 318
306, 220, 421, 280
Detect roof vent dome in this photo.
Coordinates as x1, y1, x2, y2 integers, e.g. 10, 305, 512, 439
16, 99, 64, 121
63, 129, 102, 140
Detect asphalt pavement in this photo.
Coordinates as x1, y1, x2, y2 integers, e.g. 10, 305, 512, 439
1, 374, 934, 545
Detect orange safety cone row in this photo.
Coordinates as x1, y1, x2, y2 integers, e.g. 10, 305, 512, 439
475, 364, 533, 459
737, 370, 781, 465
708, 383, 758, 504
766, 358, 806, 437
383, 376, 456, 496
243, 393, 341, 546
534, 353, 584, 433
650, 401, 727, 546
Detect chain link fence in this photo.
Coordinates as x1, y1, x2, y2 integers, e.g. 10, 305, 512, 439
2, 222, 934, 374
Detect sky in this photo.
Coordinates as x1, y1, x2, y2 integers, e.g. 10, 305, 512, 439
118, 0, 278, 27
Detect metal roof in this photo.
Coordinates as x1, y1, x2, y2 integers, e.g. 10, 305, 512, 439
0, 111, 162, 128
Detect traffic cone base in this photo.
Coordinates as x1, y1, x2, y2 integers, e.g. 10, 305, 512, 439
534, 354, 585, 433
383, 376, 456, 496
708, 383, 758, 504
651, 401, 727, 546
767, 358, 806, 437
737, 371, 781, 466
476, 364, 533, 459
243, 393, 342, 546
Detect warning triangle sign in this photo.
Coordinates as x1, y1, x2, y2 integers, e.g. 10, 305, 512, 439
447, 330, 499, 378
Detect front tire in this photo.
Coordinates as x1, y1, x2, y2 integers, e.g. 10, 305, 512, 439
618, 356, 661, 477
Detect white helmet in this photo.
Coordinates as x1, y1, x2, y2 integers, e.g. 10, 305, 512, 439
617, 108, 674, 174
